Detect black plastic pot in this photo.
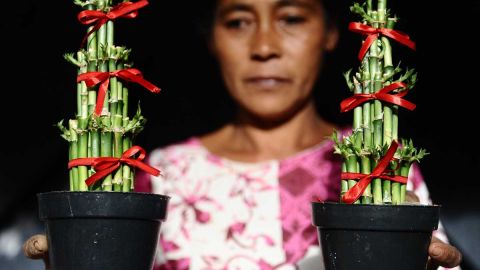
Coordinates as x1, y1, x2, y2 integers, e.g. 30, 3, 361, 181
38, 191, 169, 270
312, 202, 440, 270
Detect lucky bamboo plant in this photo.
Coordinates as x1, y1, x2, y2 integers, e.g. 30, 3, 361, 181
57, 0, 160, 192
334, 0, 427, 205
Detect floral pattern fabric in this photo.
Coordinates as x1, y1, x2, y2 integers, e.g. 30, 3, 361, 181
137, 137, 458, 270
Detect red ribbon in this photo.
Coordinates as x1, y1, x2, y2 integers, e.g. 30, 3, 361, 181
77, 68, 161, 116
349, 22, 416, 61
342, 141, 407, 204
340, 82, 416, 113
68, 146, 160, 187
78, 0, 149, 48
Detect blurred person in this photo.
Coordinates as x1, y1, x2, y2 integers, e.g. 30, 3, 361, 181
25, 0, 462, 269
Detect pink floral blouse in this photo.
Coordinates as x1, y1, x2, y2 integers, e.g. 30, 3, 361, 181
137, 136, 457, 270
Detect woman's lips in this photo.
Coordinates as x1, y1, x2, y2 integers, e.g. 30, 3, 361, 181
244, 77, 292, 89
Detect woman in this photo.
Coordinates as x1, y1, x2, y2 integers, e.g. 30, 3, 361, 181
25, 0, 462, 269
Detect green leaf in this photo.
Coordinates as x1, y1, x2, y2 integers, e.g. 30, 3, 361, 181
343, 69, 355, 92
57, 120, 71, 142
350, 2, 374, 23
124, 102, 147, 136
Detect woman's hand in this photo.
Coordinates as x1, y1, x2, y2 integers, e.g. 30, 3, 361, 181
23, 234, 50, 270
406, 191, 463, 269
427, 236, 462, 270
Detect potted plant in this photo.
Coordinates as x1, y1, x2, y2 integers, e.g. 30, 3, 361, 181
312, 1, 439, 269
36, 1, 169, 269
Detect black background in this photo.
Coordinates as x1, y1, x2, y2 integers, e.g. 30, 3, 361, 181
1, 0, 479, 269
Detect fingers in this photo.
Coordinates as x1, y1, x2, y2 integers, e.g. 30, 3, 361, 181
429, 237, 463, 268
23, 234, 48, 260
406, 191, 420, 203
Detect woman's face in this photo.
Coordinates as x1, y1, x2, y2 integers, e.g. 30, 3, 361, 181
212, 0, 338, 121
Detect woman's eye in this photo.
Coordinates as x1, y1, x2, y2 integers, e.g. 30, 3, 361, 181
281, 16, 306, 25
225, 19, 250, 29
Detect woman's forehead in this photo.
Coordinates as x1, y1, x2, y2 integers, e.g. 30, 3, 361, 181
216, 0, 322, 10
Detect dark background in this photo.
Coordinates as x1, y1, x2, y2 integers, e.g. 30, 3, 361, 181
1, 0, 479, 269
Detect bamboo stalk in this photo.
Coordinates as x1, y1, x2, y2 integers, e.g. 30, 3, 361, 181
95, 0, 114, 191
382, 15, 399, 204
100, 127, 113, 191
341, 162, 348, 199
77, 119, 89, 191
86, 3, 98, 116
400, 163, 410, 203
122, 137, 133, 192
113, 115, 124, 191
360, 157, 372, 204
363, 9, 383, 204
69, 120, 79, 191
346, 155, 360, 204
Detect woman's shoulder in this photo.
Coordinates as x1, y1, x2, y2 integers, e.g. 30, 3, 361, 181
147, 137, 205, 167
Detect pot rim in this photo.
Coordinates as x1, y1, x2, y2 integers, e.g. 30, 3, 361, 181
38, 191, 169, 221
312, 201, 440, 231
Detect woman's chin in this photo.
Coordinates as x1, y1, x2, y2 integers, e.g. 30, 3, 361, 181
240, 106, 301, 126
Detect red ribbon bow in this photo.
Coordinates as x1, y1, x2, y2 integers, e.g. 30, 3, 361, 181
68, 146, 160, 187
78, 0, 149, 48
77, 68, 161, 116
349, 22, 416, 61
340, 82, 416, 113
342, 141, 407, 204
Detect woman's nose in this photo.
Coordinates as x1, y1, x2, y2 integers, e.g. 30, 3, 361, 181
250, 25, 281, 62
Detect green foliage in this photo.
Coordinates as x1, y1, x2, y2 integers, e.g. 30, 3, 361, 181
350, 2, 374, 23
398, 139, 429, 163
343, 69, 355, 92
57, 120, 72, 142
124, 104, 147, 136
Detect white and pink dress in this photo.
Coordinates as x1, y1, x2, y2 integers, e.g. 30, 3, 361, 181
137, 136, 457, 270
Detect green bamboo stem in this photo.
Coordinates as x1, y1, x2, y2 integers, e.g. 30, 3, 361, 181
400, 163, 410, 203
382, 14, 400, 203
377, 0, 387, 27
361, 157, 373, 204
100, 127, 113, 191
360, 102, 373, 203
107, 22, 118, 120
386, 18, 398, 142
87, 41, 98, 117
95, 0, 115, 190
86, 3, 98, 116
84, 5, 98, 184
69, 143, 74, 190
353, 77, 363, 149
369, 12, 382, 148
392, 162, 401, 205
368, 12, 380, 148
367, 0, 373, 16
360, 59, 371, 151
341, 162, 349, 199
69, 120, 79, 191
122, 137, 133, 192
78, 38, 90, 192
372, 160, 382, 204
122, 84, 129, 119
392, 180, 401, 204
77, 118, 89, 191
117, 61, 125, 120
346, 155, 360, 204
113, 115, 124, 191
77, 52, 88, 118
382, 91, 393, 203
